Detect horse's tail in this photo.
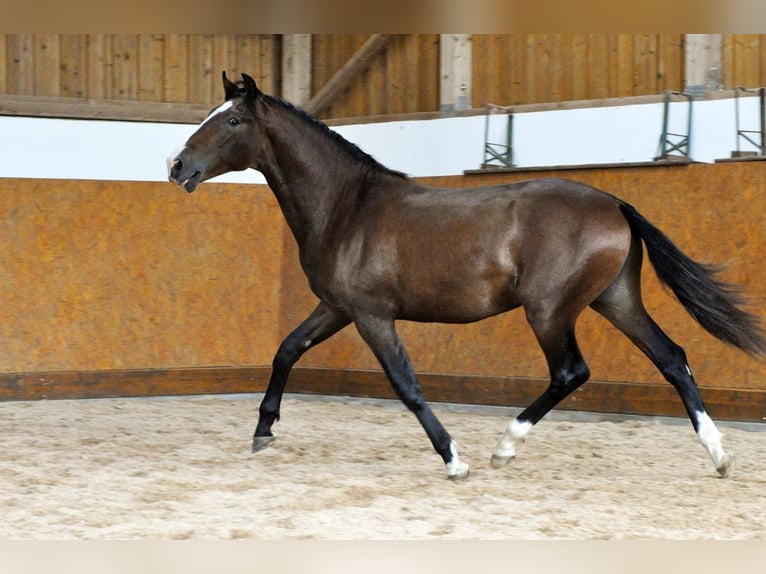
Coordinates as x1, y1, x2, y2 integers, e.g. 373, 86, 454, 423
616, 199, 766, 356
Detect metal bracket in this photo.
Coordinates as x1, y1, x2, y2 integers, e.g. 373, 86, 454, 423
481, 104, 514, 168
733, 86, 766, 157
654, 90, 694, 161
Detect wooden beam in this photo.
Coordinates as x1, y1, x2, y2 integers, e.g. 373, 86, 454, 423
1, 367, 764, 423
281, 34, 312, 107
303, 34, 391, 117
0, 93, 211, 124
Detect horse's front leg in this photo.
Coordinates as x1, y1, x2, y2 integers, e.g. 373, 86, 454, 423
252, 302, 350, 452
353, 314, 470, 480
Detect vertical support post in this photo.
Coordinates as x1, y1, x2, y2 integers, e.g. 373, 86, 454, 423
684, 34, 723, 99
760, 87, 766, 155
657, 90, 670, 158
440, 34, 472, 115
281, 34, 312, 107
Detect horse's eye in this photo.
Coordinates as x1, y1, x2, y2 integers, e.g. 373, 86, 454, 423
228, 117, 241, 127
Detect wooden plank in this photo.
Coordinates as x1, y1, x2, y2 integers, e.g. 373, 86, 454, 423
548, 34, 564, 102
257, 34, 279, 95
0, 35, 7, 92
6, 34, 34, 94
138, 34, 165, 102
523, 35, 538, 103
34, 34, 60, 97
418, 34, 439, 112
657, 34, 683, 92
60, 34, 86, 98
568, 35, 588, 102
187, 34, 215, 104
392, 34, 410, 113
212, 34, 234, 98
111, 34, 138, 100
365, 35, 387, 116
732, 34, 761, 88
616, 34, 635, 96
236, 34, 261, 87
633, 34, 656, 95
163, 34, 188, 103
507, 34, 526, 105
469, 34, 489, 106
3, 366, 763, 424
86, 34, 112, 99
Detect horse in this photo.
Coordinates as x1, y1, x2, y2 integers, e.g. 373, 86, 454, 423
168, 72, 765, 480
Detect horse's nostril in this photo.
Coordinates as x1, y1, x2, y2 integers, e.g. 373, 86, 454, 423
170, 158, 182, 179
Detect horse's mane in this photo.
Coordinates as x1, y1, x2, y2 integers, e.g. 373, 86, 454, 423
263, 93, 409, 180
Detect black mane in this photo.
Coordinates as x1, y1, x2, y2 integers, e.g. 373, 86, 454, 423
264, 94, 409, 180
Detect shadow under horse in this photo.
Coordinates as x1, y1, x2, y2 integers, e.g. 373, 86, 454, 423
169, 72, 765, 480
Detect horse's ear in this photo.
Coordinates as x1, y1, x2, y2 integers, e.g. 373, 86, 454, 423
222, 71, 239, 100
240, 73, 261, 101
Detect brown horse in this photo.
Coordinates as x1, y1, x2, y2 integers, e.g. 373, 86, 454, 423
169, 72, 765, 480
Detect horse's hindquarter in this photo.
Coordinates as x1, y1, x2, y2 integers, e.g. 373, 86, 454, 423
510, 180, 633, 314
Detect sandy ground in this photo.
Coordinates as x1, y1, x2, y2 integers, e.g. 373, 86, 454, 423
1, 393, 765, 540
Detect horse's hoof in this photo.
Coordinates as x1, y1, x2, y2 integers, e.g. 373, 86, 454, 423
252, 435, 276, 453
490, 453, 515, 469
716, 452, 736, 478
447, 462, 470, 481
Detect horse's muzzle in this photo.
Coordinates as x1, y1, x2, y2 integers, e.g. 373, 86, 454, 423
168, 157, 201, 193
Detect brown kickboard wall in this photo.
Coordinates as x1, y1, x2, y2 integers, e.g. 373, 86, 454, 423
1, 163, 764, 421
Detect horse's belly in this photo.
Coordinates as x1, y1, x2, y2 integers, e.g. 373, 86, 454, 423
396, 273, 521, 324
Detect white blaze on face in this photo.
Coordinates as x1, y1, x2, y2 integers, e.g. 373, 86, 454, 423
199, 100, 235, 128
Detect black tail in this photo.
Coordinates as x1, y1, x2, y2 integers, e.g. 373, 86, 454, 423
617, 199, 766, 356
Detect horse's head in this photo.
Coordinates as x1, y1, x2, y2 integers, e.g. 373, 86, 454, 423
168, 72, 263, 193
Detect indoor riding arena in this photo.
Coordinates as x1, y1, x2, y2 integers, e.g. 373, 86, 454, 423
1, 34, 766, 541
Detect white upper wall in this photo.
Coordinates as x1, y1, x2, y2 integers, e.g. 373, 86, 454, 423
0, 95, 761, 184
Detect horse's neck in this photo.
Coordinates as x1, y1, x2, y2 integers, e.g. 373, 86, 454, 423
256, 102, 367, 247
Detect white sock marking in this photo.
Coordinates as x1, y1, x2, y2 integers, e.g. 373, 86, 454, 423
446, 440, 469, 478
696, 411, 727, 467
494, 418, 532, 459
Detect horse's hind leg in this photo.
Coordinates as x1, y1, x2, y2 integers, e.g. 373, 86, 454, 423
252, 302, 350, 452
590, 242, 735, 477
491, 310, 591, 468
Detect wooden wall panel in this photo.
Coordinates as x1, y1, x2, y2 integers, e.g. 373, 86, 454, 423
0, 179, 286, 372
472, 34, 684, 107
723, 34, 766, 88
1, 163, 765, 417
0, 34, 280, 107
1, 34, 766, 120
